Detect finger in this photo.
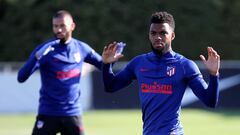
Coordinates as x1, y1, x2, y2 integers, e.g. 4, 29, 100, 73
114, 54, 124, 59
215, 54, 220, 60
103, 46, 108, 52
199, 55, 206, 62
209, 47, 220, 59
207, 47, 213, 57
211, 49, 219, 57
108, 42, 117, 51
112, 42, 118, 52
217, 55, 220, 61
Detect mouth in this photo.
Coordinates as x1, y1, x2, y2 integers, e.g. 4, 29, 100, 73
154, 42, 164, 48
55, 33, 65, 39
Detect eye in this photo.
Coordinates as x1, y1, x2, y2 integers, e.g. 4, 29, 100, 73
53, 24, 58, 28
150, 31, 157, 36
60, 24, 66, 28
160, 31, 167, 35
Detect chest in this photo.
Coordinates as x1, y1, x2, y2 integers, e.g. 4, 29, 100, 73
39, 46, 86, 72
136, 59, 188, 94
136, 62, 184, 83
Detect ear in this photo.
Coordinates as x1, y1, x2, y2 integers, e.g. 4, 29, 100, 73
171, 32, 175, 40
71, 22, 76, 31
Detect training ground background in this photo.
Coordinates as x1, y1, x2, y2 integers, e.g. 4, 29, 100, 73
0, 61, 240, 135
0, 61, 240, 113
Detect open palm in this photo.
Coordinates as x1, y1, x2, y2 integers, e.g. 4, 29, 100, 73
200, 47, 220, 76
102, 42, 124, 64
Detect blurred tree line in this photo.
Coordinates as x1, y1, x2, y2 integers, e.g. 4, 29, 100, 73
0, 0, 240, 61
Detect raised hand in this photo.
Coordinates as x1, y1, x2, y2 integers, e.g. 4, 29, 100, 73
200, 47, 220, 76
35, 39, 60, 60
102, 41, 124, 64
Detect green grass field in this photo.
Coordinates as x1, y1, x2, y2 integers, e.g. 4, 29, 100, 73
0, 109, 239, 135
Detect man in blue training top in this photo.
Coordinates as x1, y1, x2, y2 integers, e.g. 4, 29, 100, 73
101, 11, 220, 135
17, 10, 102, 135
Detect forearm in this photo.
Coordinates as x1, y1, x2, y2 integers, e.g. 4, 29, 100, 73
103, 64, 116, 92
102, 63, 132, 92
205, 74, 219, 107
191, 74, 219, 108
185, 59, 219, 108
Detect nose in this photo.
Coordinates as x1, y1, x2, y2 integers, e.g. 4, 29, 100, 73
57, 28, 62, 33
156, 34, 162, 40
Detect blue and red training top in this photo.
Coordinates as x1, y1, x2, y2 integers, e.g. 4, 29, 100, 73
18, 38, 102, 116
103, 51, 219, 135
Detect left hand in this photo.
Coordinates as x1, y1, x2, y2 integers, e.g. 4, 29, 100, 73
200, 47, 220, 76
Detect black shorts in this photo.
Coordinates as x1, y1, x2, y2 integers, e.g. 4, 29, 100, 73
32, 115, 84, 135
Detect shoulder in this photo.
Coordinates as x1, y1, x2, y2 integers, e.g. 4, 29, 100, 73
126, 54, 147, 69
71, 38, 90, 47
173, 52, 194, 65
35, 38, 59, 50
176, 53, 200, 75
43, 38, 59, 45
71, 38, 94, 51
130, 54, 146, 63
179, 55, 197, 69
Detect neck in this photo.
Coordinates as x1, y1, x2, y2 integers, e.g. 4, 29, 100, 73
60, 37, 72, 44
151, 46, 172, 56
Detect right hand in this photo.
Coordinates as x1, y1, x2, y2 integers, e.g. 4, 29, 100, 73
35, 39, 60, 60
102, 41, 124, 64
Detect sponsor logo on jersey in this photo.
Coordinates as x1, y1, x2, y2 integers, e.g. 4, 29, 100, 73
56, 69, 81, 79
141, 82, 172, 94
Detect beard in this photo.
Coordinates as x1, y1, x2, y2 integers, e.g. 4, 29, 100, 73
54, 33, 67, 44
150, 43, 163, 56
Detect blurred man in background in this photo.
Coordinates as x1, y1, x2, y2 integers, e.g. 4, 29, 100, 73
18, 10, 102, 135
101, 11, 220, 135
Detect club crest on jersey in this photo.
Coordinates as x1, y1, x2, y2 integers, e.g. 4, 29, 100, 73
166, 66, 176, 77
74, 52, 81, 63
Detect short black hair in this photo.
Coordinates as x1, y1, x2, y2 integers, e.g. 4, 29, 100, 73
53, 10, 73, 19
150, 11, 175, 31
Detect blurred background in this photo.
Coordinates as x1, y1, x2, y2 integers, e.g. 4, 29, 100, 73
0, 0, 240, 135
